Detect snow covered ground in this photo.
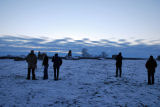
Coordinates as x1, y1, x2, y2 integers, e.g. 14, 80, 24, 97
0, 59, 160, 107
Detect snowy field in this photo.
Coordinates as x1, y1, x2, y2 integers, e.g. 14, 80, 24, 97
0, 59, 160, 107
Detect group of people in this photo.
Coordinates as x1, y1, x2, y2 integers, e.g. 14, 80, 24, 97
26, 50, 62, 80
26, 50, 158, 85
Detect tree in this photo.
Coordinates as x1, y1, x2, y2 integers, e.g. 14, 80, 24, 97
101, 51, 108, 58
81, 48, 91, 57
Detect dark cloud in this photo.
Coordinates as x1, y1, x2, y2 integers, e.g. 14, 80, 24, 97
134, 39, 145, 43
118, 39, 126, 42
0, 35, 160, 58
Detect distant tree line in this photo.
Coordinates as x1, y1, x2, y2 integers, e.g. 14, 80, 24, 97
0, 49, 160, 61
81, 48, 108, 58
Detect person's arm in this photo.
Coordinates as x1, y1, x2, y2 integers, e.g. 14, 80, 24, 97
52, 57, 54, 62
35, 55, 37, 64
60, 58, 62, 66
47, 57, 49, 66
35, 55, 37, 69
115, 56, 118, 61
155, 60, 157, 68
46, 57, 48, 63
145, 61, 148, 69
42, 58, 44, 66
26, 55, 29, 62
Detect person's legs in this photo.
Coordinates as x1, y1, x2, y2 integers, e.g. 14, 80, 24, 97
43, 67, 46, 79
152, 72, 154, 84
46, 66, 48, 79
119, 66, 122, 77
32, 68, 36, 80
43, 66, 48, 79
116, 66, 118, 77
54, 67, 57, 80
27, 68, 31, 79
148, 71, 151, 85
57, 67, 59, 80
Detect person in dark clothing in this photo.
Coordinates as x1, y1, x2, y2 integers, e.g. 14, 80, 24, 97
145, 56, 157, 85
116, 52, 123, 77
42, 54, 49, 80
52, 53, 62, 80
26, 50, 37, 80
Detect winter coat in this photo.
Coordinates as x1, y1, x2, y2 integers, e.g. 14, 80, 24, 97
52, 56, 62, 68
42, 56, 49, 66
116, 55, 123, 67
146, 58, 157, 73
26, 53, 37, 69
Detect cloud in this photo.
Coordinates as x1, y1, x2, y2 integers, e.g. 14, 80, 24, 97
0, 35, 160, 58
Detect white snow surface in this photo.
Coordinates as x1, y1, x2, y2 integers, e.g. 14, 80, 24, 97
0, 59, 160, 107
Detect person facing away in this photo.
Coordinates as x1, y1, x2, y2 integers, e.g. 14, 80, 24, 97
52, 53, 62, 80
145, 55, 157, 85
116, 52, 123, 77
42, 54, 49, 80
26, 50, 37, 80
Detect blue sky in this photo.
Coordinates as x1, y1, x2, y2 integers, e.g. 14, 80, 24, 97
0, 0, 160, 57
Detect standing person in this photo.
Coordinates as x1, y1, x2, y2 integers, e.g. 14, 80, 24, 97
145, 56, 157, 85
26, 50, 37, 80
42, 54, 49, 80
116, 52, 123, 77
52, 53, 62, 80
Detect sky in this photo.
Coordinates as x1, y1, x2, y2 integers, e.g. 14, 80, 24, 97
0, 0, 160, 57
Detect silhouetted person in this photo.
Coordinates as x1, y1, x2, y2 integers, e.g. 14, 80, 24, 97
116, 52, 123, 77
52, 53, 62, 80
26, 50, 37, 80
145, 56, 157, 85
42, 54, 49, 80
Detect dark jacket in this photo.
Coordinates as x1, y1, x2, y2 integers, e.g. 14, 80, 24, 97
26, 53, 37, 68
116, 55, 123, 67
146, 58, 157, 72
52, 56, 62, 67
42, 55, 49, 66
